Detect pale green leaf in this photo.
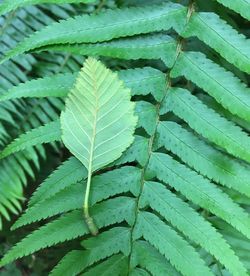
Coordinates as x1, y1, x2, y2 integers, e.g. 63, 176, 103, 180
61, 57, 137, 172
61, 58, 137, 233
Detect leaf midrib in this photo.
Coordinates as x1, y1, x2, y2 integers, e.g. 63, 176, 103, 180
88, 69, 99, 175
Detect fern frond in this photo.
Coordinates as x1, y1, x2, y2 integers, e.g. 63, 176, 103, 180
0, 104, 16, 126
115, 135, 149, 166
0, 149, 47, 225
50, 253, 128, 276
156, 121, 250, 197
119, 67, 166, 101
213, 218, 250, 271
140, 181, 247, 275
80, 254, 128, 276
37, 34, 177, 67
0, 210, 88, 267
82, 227, 130, 271
0, 197, 135, 266
1, 0, 250, 273
52, 227, 130, 276
200, 93, 250, 132
0, 120, 61, 159
50, 250, 87, 276
13, 184, 84, 230
182, 12, 250, 73
162, 87, 250, 163
214, 0, 250, 20
13, 166, 140, 229
0, 158, 24, 220
0, 73, 76, 101
136, 101, 157, 135
0, 0, 95, 16
134, 211, 213, 276
14, 150, 37, 179
0, 3, 186, 63
148, 152, 250, 240
29, 157, 87, 206
171, 51, 250, 122
130, 268, 150, 276
132, 241, 180, 275
0, 67, 166, 102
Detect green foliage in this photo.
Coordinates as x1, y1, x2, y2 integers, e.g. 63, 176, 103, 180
140, 181, 247, 275
156, 122, 250, 197
38, 33, 177, 67
148, 153, 250, 240
163, 87, 250, 163
12, 166, 140, 229
0, 2, 82, 227
171, 51, 250, 122
0, 0, 250, 275
0, 66, 166, 101
0, 3, 186, 63
0, 0, 95, 16
181, 11, 250, 73
0, 120, 61, 158
214, 0, 250, 20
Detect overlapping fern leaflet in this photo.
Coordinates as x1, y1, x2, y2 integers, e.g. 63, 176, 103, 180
214, 0, 250, 20
0, 0, 250, 275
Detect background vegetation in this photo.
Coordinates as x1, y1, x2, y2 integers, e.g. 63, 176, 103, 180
0, 0, 250, 275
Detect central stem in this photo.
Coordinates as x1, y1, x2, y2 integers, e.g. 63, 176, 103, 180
83, 62, 99, 236
84, 170, 98, 236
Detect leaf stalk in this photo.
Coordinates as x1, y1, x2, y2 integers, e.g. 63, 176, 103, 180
83, 171, 98, 236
